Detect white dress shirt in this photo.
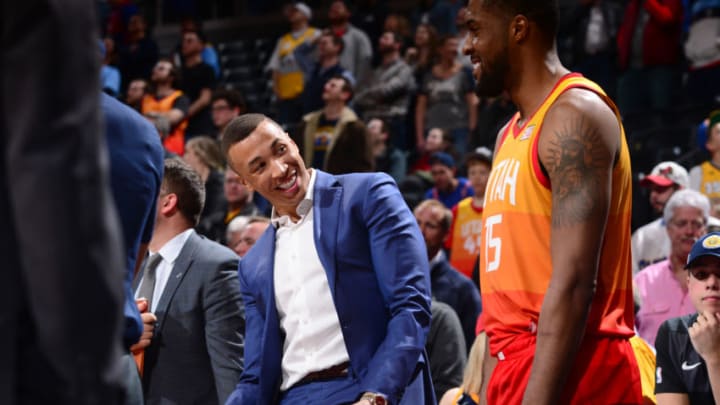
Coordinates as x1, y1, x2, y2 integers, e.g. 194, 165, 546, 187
272, 169, 350, 391
136, 228, 194, 313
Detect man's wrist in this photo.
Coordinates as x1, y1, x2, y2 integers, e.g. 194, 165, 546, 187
360, 391, 388, 405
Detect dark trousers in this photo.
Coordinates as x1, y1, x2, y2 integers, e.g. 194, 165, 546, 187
0, 1, 126, 403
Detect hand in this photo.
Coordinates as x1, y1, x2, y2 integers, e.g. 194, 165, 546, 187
130, 299, 157, 353
351, 400, 371, 405
689, 311, 720, 365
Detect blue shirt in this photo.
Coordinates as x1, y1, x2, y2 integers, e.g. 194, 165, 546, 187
102, 93, 164, 349
425, 177, 474, 209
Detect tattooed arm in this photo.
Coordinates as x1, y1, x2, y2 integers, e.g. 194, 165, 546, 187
521, 89, 620, 405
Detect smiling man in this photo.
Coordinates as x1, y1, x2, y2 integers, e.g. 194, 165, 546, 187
463, 0, 640, 403
222, 113, 434, 405
655, 232, 720, 404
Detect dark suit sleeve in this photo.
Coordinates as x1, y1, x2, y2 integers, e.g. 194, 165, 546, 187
203, 251, 245, 404
225, 260, 261, 405
360, 174, 433, 402
458, 279, 482, 353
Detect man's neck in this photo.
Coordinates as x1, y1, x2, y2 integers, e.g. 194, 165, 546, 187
291, 22, 308, 33
440, 178, 459, 193
710, 153, 720, 167
323, 101, 345, 120
320, 55, 339, 69
228, 200, 247, 213
155, 83, 175, 97
331, 21, 348, 31
382, 52, 399, 67
510, 49, 570, 125
472, 194, 485, 207
184, 53, 202, 67
149, 222, 191, 252
669, 252, 690, 289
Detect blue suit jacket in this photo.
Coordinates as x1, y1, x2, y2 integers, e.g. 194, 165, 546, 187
226, 171, 434, 405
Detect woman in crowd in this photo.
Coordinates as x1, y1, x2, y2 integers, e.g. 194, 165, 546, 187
183, 136, 226, 222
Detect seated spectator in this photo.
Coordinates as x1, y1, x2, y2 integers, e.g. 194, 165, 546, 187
690, 111, 720, 217
125, 78, 148, 112
325, 120, 374, 175
415, 34, 477, 155
300, 29, 353, 114
425, 152, 473, 209
234, 216, 271, 257
183, 136, 226, 226
655, 231, 720, 403
225, 215, 250, 254
427, 299, 467, 402
632, 161, 689, 274
196, 168, 258, 244
300, 75, 359, 169
117, 14, 158, 91
410, 127, 458, 174
439, 333, 486, 405
447, 147, 492, 279
173, 17, 221, 78
415, 199, 482, 353
368, 117, 407, 184
635, 189, 710, 345
211, 89, 246, 140
141, 59, 190, 156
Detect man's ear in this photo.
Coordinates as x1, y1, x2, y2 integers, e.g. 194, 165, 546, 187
510, 14, 530, 44
159, 193, 178, 216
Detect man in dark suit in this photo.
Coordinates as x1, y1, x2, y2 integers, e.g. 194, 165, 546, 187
133, 158, 244, 404
222, 113, 434, 405
1, 1, 126, 403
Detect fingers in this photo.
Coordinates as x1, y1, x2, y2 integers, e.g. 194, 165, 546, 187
136, 298, 149, 313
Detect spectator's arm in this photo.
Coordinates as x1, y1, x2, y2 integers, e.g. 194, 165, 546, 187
467, 92, 478, 131
188, 88, 212, 118
643, 0, 682, 25
415, 94, 428, 151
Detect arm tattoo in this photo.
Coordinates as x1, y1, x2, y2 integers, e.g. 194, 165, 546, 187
544, 115, 610, 228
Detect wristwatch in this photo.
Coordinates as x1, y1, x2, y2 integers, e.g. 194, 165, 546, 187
360, 392, 387, 405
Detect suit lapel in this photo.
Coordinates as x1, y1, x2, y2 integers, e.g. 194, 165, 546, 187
153, 232, 198, 328
313, 171, 342, 297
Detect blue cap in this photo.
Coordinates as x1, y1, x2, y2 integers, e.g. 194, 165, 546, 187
429, 152, 455, 169
686, 232, 720, 269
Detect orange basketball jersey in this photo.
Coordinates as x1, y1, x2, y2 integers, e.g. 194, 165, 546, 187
479, 73, 635, 356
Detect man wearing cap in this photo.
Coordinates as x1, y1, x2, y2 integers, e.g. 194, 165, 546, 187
690, 111, 720, 217
631, 161, 690, 274
425, 152, 474, 209
654, 231, 720, 403
447, 147, 492, 279
266, 2, 319, 126
634, 189, 710, 345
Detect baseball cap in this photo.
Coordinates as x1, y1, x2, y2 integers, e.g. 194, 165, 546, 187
293, 2, 312, 20
465, 146, 493, 167
639, 161, 689, 189
429, 152, 455, 169
686, 232, 720, 268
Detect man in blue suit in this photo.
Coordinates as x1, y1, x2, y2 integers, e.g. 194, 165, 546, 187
222, 113, 434, 405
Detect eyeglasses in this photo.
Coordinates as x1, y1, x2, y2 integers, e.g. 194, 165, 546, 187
690, 269, 720, 281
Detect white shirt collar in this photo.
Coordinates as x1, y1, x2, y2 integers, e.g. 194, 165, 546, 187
151, 228, 194, 264
429, 249, 445, 268
271, 169, 316, 228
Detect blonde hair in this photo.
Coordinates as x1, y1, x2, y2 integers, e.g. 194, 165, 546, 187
185, 136, 225, 171
461, 332, 487, 395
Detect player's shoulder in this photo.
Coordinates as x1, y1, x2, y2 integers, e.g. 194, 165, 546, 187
546, 86, 617, 130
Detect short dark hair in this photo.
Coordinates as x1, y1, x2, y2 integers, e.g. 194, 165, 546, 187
483, 0, 559, 39
212, 88, 247, 112
157, 57, 180, 87
221, 113, 270, 160
321, 29, 345, 55
162, 158, 206, 225
330, 74, 354, 101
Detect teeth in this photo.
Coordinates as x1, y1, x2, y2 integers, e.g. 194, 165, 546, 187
277, 173, 296, 190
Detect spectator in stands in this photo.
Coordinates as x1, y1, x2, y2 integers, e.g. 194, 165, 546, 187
174, 17, 221, 78
684, 2, 720, 106
354, 30, 416, 152
447, 147, 492, 279
300, 29, 352, 114
559, 0, 623, 98
300, 75, 359, 170
235, 216, 271, 257
411, 127, 458, 174
225, 216, 250, 254
405, 23, 439, 80
632, 161, 689, 274
690, 111, 720, 216
655, 231, 720, 403
197, 167, 258, 244
267, 2, 320, 127
179, 31, 217, 139
616, 0, 683, 115
100, 38, 121, 97
141, 58, 190, 156
439, 333, 486, 405
383, 13, 413, 47
427, 300, 467, 402
415, 34, 477, 155
425, 152, 473, 209
126, 78, 148, 112
368, 117, 407, 184
328, 0, 373, 83
184, 136, 226, 228
117, 14, 158, 91
634, 189, 710, 345
324, 120, 374, 175
414, 199, 482, 353
455, 7, 472, 70
211, 89, 246, 140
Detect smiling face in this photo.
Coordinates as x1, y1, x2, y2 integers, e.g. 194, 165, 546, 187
227, 120, 310, 220
688, 256, 720, 314
462, 0, 511, 97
